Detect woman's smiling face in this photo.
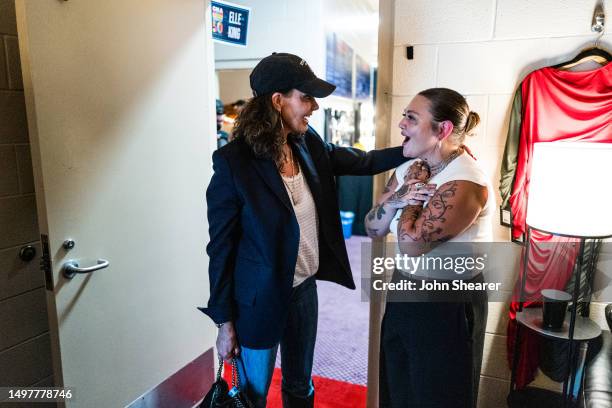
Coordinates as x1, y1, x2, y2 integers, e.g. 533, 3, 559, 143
398, 95, 440, 158
279, 89, 319, 135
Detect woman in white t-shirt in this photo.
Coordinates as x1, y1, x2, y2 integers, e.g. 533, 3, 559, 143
365, 88, 493, 408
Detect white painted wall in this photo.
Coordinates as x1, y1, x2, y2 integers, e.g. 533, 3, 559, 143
388, 0, 611, 406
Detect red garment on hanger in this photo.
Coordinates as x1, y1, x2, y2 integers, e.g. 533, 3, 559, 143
509, 63, 612, 239
505, 63, 611, 389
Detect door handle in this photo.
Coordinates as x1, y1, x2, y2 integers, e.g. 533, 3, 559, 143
63, 259, 110, 279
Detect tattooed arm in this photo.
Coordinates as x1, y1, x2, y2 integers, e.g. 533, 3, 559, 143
364, 171, 400, 237
365, 162, 436, 238
397, 180, 488, 255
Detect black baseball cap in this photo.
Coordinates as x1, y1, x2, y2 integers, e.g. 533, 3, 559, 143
250, 52, 336, 98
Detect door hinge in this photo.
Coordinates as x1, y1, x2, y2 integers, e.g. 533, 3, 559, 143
40, 234, 54, 291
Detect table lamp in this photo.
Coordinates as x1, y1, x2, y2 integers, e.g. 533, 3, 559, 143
515, 141, 612, 404
527, 142, 612, 238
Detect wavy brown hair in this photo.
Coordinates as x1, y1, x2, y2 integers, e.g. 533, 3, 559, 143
232, 91, 292, 166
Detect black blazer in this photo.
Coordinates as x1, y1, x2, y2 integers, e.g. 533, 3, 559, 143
199, 128, 406, 348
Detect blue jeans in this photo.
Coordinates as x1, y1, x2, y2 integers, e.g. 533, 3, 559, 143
236, 277, 317, 408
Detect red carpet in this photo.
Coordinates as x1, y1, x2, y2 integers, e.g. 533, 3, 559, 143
224, 365, 367, 407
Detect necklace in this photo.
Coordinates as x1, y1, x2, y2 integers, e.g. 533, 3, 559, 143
428, 147, 463, 177
281, 147, 301, 205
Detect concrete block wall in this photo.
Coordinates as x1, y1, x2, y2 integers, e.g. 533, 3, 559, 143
0, 0, 54, 394
389, 0, 611, 406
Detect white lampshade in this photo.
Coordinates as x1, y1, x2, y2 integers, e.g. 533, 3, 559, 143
526, 142, 612, 238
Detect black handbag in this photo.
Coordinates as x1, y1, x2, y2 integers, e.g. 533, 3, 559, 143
200, 357, 254, 408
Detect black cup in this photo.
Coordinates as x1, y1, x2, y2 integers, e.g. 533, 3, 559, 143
541, 289, 571, 329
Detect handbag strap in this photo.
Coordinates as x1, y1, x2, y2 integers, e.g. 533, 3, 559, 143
231, 358, 241, 389
216, 356, 224, 382
217, 356, 243, 390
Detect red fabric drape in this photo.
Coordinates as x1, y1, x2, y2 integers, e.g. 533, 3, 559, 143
509, 64, 612, 240
506, 230, 580, 388
506, 63, 611, 388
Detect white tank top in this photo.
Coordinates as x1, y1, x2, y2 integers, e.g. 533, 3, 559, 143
389, 152, 494, 243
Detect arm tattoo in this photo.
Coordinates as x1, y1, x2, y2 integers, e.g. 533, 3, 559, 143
388, 184, 410, 202
367, 203, 387, 221
376, 204, 386, 220
398, 181, 458, 243
366, 204, 383, 221
398, 205, 422, 241
382, 171, 396, 194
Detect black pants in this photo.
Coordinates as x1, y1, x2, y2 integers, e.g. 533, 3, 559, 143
379, 291, 487, 408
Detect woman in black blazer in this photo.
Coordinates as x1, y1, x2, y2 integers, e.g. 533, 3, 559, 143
199, 53, 406, 408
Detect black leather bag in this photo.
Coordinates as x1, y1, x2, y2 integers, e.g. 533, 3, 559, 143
200, 357, 253, 408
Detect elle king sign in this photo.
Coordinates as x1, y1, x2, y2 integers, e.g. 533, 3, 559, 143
211, 1, 250, 47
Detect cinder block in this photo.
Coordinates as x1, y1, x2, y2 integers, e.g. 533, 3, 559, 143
0, 0, 17, 36
0, 243, 44, 301
464, 95, 488, 150
0, 333, 53, 386
546, 34, 612, 66
477, 375, 510, 408
495, 0, 611, 40
478, 144, 505, 196
486, 300, 510, 335
0, 36, 7, 89
437, 39, 550, 94
394, 0, 494, 45
0, 287, 49, 350
590, 250, 612, 305
0, 195, 39, 249
15, 144, 34, 194
0, 91, 29, 143
482, 333, 511, 380
392, 45, 437, 96
0, 144, 19, 197
4, 36, 22, 90
486, 93, 514, 148
493, 222, 511, 243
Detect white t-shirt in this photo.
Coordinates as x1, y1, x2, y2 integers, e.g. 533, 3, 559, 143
390, 151, 494, 242
390, 152, 494, 279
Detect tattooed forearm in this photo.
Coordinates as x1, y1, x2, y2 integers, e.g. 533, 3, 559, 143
386, 184, 411, 207
398, 205, 423, 241
366, 203, 387, 222
382, 171, 396, 194
398, 181, 458, 243
376, 204, 386, 220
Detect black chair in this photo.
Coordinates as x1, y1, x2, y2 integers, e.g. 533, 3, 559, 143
581, 304, 612, 408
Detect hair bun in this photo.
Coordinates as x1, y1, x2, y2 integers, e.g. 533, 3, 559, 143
464, 111, 480, 136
